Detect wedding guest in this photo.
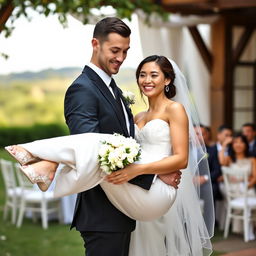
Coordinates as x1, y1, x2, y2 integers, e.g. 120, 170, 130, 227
242, 123, 256, 157
220, 132, 256, 190
219, 132, 256, 239
194, 125, 214, 230
195, 125, 210, 186
200, 124, 213, 147
208, 125, 233, 202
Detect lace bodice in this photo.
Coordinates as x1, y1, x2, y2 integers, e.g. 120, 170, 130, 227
135, 119, 172, 163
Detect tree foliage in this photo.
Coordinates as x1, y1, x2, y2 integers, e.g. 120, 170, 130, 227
0, 0, 167, 37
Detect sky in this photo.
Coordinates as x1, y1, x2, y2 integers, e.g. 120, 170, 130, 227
0, 9, 143, 75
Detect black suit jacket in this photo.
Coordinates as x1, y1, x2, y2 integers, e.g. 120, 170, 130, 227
249, 139, 256, 157
64, 66, 154, 232
207, 144, 223, 201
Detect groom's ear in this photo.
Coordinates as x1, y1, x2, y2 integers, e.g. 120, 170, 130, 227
92, 38, 100, 50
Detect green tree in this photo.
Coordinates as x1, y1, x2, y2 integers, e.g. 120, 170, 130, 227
0, 0, 166, 37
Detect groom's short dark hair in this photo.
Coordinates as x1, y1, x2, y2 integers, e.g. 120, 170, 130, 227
93, 17, 131, 43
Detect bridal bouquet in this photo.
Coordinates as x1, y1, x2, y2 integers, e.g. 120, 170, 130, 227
98, 134, 141, 174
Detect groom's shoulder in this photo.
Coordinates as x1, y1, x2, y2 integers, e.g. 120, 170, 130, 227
66, 67, 95, 92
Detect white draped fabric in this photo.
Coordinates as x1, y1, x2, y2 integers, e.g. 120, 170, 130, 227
136, 13, 211, 126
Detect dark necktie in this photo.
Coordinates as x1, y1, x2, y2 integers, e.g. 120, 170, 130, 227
109, 78, 126, 124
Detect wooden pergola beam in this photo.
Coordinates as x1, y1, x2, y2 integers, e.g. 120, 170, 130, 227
158, 0, 256, 15
0, 0, 14, 33
160, 0, 256, 9
233, 27, 254, 65
188, 26, 213, 73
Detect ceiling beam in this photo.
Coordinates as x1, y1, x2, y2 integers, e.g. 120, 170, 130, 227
233, 27, 255, 65
157, 0, 256, 15
188, 26, 213, 73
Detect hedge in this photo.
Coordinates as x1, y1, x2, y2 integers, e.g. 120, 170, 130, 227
0, 123, 69, 147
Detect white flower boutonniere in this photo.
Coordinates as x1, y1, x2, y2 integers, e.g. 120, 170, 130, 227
122, 91, 135, 106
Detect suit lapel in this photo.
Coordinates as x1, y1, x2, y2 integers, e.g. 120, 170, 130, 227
83, 66, 129, 136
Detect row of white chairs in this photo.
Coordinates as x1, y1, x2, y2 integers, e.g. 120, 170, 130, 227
0, 159, 63, 229
221, 166, 256, 242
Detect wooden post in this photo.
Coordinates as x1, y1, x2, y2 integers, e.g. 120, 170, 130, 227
210, 17, 227, 139
224, 23, 233, 127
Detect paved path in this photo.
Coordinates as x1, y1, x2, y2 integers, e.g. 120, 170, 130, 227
213, 233, 256, 255
220, 248, 256, 256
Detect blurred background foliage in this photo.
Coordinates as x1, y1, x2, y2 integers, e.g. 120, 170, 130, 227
0, 0, 166, 38
0, 67, 147, 146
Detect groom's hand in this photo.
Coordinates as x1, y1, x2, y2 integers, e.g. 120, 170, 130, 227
158, 170, 182, 189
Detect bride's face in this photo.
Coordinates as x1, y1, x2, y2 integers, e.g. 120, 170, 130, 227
138, 61, 170, 98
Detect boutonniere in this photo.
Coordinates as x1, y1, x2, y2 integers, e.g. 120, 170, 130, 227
122, 91, 135, 106
204, 152, 209, 159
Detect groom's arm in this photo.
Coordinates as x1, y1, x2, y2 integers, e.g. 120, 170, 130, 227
64, 83, 99, 134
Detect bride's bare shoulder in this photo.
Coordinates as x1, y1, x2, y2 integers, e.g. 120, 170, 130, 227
165, 101, 187, 123
166, 100, 185, 113
134, 111, 147, 123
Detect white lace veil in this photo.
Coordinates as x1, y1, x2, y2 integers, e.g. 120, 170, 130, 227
164, 59, 214, 255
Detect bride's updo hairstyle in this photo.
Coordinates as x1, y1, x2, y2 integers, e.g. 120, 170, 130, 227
136, 55, 176, 99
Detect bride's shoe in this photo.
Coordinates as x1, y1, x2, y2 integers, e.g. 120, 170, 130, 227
19, 165, 53, 192
5, 145, 39, 165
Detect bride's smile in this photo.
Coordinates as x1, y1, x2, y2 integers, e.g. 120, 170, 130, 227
138, 61, 170, 97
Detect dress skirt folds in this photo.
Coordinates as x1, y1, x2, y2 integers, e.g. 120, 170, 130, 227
21, 132, 176, 221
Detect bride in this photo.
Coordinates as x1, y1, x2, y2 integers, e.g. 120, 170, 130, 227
6, 55, 213, 255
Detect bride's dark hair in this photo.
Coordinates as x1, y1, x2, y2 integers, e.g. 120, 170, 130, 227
136, 55, 176, 99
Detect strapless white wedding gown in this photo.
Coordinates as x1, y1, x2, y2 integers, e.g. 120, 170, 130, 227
21, 119, 176, 221
129, 120, 212, 256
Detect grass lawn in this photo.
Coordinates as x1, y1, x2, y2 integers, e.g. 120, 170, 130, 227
0, 149, 225, 256
0, 149, 84, 256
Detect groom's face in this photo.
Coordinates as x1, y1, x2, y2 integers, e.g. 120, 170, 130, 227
92, 33, 130, 76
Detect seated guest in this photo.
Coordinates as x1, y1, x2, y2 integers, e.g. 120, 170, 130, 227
242, 123, 256, 157
219, 132, 256, 239
219, 132, 256, 191
208, 125, 233, 202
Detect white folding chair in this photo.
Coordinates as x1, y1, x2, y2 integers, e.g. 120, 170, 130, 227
222, 166, 256, 242
0, 159, 22, 224
14, 163, 63, 229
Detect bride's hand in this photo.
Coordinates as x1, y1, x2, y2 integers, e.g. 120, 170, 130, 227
106, 164, 141, 184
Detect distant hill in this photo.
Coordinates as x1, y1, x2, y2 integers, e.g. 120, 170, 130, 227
0, 66, 146, 127
0, 67, 81, 83
0, 66, 137, 85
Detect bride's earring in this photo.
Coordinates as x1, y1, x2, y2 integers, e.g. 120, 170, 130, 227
165, 85, 169, 93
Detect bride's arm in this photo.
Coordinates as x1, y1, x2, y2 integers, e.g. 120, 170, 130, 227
107, 102, 188, 184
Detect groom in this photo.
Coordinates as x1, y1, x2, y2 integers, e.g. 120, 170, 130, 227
64, 17, 180, 256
